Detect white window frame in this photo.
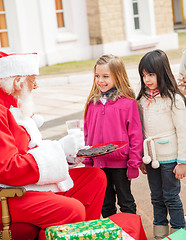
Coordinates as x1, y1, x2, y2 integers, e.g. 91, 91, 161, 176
55, 0, 77, 43
55, 0, 66, 29
132, 0, 140, 30
122, 0, 157, 50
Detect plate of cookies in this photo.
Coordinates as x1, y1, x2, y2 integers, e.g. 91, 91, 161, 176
76, 141, 127, 158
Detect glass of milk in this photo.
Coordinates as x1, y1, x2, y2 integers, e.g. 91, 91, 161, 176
66, 119, 81, 135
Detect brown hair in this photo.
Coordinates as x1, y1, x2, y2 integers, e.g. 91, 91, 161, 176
84, 54, 135, 117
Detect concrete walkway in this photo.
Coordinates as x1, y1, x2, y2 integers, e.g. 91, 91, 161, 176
33, 64, 186, 240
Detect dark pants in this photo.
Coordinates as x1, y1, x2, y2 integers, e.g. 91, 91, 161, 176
146, 162, 185, 229
101, 168, 136, 218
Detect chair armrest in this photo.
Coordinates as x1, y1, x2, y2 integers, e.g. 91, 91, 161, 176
0, 187, 26, 240
0, 187, 26, 198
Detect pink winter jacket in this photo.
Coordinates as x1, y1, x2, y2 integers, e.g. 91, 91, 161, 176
83, 95, 143, 179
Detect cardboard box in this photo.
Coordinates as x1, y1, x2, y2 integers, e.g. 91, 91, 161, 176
45, 218, 122, 239
162, 228, 186, 240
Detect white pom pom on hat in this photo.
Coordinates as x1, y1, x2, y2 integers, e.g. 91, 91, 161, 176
0, 51, 39, 78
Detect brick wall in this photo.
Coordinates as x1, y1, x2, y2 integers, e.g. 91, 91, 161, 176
154, 0, 174, 34
86, 0, 125, 45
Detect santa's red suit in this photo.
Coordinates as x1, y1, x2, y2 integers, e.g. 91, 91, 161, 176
0, 89, 106, 240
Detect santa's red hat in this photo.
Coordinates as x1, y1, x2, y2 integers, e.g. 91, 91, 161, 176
0, 51, 39, 78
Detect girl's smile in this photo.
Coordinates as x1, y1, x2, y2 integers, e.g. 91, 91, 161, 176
95, 64, 115, 92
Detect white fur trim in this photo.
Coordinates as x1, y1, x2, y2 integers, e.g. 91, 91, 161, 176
5, 107, 74, 192
0, 53, 39, 78
28, 140, 72, 186
0, 177, 73, 193
57, 176, 74, 192
10, 106, 42, 148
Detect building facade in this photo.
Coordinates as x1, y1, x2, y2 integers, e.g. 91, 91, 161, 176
0, 0, 183, 67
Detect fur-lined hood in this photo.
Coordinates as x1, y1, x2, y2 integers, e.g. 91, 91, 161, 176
90, 90, 123, 104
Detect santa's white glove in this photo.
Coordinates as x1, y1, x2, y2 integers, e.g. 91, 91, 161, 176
59, 131, 85, 157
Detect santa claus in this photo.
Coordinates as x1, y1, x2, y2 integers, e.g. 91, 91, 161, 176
0, 51, 106, 240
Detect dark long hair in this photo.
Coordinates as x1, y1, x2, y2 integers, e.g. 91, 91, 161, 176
136, 49, 186, 105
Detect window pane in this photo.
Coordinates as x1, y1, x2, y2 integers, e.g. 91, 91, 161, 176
0, 14, 7, 29
133, 2, 138, 15
134, 17, 140, 29
55, 0, 63, 10
0, 0, 5, 11
56, 12, 64, 28
0, 32, 9, 47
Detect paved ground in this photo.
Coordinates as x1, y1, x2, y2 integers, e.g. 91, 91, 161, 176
33, 63, 186, 240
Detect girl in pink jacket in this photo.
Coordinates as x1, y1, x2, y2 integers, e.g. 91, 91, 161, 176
83, 54, 143, 217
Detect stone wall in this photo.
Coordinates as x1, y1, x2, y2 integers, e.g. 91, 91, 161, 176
86, 0, 125, 45
154, 0, 174, 34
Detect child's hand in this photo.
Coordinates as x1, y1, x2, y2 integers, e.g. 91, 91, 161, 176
178, 73, 186, 95
173, 164, 186, 180
178, 72, 186, 84
126, 170, 131, 181
140, 163, 147, 174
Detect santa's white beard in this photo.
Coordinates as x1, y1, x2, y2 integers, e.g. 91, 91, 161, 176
17, 85, 35, 119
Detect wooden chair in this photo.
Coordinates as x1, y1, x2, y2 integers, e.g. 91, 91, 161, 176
0, 187, 40, 240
